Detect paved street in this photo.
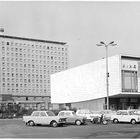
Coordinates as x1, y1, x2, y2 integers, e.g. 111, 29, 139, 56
0, 119, 140, 138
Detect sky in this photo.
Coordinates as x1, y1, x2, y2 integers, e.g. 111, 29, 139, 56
0, 1, 140, 68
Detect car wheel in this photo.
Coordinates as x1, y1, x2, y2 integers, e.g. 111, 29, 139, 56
113, 118, 118, 124
131, 119, 136, 124
102, 120, 108, 125
75, 120, 81, 126
25, 122, 29, 126
51, 121, 58, 127
29, 121, 35, 126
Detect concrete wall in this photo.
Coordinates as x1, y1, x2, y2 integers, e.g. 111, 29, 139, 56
71, 98, 105, 111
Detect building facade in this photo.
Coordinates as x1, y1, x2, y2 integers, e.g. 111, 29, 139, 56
0, 35, 68, 110
51, 54, 140, 110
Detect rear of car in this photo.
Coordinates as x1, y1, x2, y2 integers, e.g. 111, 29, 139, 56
58, 110, 86, 125
76, 109, 101, 122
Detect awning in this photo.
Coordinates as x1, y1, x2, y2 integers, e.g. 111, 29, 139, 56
110, 93, 140, 98
15, 101, 45, 104
0, 101, 14, 104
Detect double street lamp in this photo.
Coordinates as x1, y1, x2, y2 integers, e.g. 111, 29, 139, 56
96, 41, 117, 110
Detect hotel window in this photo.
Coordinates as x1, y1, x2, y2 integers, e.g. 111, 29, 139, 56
7, 47, 9, 51
12, 78, 14, 82
2, 57, 5, 60
3, 83, 5, 87
7, 83, 10, 87
122, 70, 138, 92
15, 48, 18, 51
2, 78, 5, 82
2, 41, 5, 45
19, 48, 22, 52
7, 52, 10, 56
11, 47, 14, 51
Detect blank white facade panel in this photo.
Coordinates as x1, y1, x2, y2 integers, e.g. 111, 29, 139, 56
51, 55, 121, 104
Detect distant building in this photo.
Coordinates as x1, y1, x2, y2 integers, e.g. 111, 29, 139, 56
51, 54, 140, 110
0, 35, 68, 110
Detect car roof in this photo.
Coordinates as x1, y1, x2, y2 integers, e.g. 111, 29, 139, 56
59, 110, 74, 112
33, 110, 50, 112
117, 110, 135, 113
77, 109, 90, 111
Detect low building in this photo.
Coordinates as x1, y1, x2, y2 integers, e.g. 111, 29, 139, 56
51, 54, 140, 110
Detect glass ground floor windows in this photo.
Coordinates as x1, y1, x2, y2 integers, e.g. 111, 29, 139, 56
109, 97, 140, 110
122, 70, 138, 92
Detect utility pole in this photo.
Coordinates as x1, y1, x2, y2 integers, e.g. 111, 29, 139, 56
96, 41, 117, 110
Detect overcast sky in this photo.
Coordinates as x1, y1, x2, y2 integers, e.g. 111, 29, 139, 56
0, 1, 140, 68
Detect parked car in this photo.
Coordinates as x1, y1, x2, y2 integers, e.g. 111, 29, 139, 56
100, 110, 116, 120
76, 109, 101, 122
23, 110, 67, 127
111, 110, 140, 124
58, 110, 86, 125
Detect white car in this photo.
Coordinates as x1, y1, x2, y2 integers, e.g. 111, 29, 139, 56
111, 110, 140, 124
58, 110, 86, 125
23, 110, 66, 127
76, 109, 101, 122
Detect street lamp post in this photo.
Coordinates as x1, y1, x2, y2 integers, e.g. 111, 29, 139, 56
96, 41, 117, 110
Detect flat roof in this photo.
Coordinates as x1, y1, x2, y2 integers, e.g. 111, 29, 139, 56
120, 54, 140, 60
0, 35, 67, 45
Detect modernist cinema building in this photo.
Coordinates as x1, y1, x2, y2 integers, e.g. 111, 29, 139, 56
0, 35, 68, 110
51, 54, 140, 110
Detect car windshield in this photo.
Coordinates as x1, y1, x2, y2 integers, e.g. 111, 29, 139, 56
133, 111, 140, 115
47, 111, 55, 116
128, 111, 135, 115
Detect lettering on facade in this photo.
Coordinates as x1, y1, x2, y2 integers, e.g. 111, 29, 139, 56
122, 64, 137, 70
121, 60, 138, 71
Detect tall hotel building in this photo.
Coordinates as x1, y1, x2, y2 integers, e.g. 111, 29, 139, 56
0, 35, 68, 110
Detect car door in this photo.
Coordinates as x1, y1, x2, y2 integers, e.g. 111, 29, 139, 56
46, 111, 57, 124
39, 111, 48, 125
31, 111, 41, 124
120, 111, 129, 122
64, 112, 75, 124
115, 111, 122, 121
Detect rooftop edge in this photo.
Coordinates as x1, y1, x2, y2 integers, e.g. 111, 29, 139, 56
0, 35, 67, 45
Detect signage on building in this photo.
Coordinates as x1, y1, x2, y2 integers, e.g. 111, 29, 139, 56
121, 60, 138, 71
